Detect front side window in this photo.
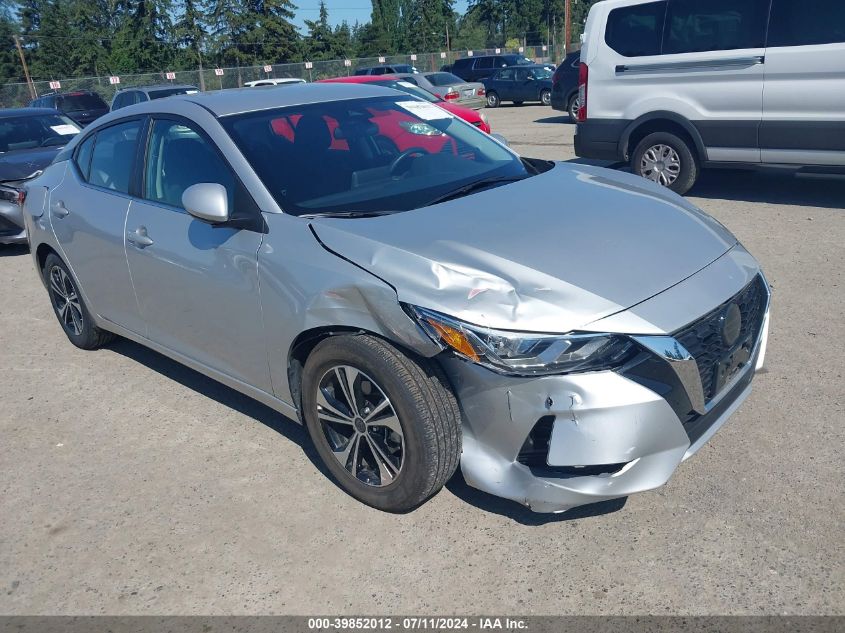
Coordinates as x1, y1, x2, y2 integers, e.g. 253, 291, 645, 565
0, 113, 79, 152
768, 0, 845, 47
221, 96, 527, 217
476, 57, 495, 69
664, 0, 768, 54
144, 119, 235, 210
88, 120, 141, 193
497, 68, 515, 81
605, 1, 667, 57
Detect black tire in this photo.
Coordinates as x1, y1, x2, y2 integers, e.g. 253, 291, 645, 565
486, 91, 500, 108
540, 89, 551, 106
301, 334, 461, 513
43, 253, 115, 350
631, 131, 699, 195
567, 94, 580, 123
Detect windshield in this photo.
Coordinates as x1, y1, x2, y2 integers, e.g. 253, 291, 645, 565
0, 114, 80, 152
148, 87, 197, 100
57, 93, 107, 112
222, 96, 526, 216
371, 80, 440, 103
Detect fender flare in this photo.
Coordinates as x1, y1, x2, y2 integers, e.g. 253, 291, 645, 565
620, 111, 707, 162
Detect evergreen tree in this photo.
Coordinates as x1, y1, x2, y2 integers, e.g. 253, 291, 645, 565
174, 0, 207, 68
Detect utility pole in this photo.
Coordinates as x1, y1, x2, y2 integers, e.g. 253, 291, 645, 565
14, 35, 36, 101
564, 0, 572, 55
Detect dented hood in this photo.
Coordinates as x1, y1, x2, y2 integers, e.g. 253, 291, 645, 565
310, 163, 737, 333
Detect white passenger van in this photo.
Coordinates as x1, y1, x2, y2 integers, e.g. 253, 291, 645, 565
575, 0, 845, 193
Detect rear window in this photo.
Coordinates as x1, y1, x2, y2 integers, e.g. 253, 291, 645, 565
147, 87, 195, 100
57, 93, 107, 112
426, 73, 463, 86
663, 0, 768, 54
605, 1, 667, 57
768, 0, 845, 47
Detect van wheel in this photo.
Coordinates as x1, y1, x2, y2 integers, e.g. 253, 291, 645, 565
631, 132, 698, 195
486, 92, 500, 108
43, 253, 115, 350
301, 335, 461, 513
540, 90, 551, 106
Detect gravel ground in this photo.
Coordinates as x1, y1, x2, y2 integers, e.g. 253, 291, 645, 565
1, 105, 843, 615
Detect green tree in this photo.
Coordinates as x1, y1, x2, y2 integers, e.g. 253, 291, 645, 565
174, 0, 206, 68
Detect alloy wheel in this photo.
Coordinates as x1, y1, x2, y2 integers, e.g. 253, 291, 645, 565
315, 365, 404, 487
49, 265, 84, 336
569, 96, 580, 121
640, 144, 682, 187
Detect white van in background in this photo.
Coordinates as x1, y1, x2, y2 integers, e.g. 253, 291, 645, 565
574, 0, 845, 194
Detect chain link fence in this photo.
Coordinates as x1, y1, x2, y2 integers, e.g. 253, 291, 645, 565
1, 45, 571, 108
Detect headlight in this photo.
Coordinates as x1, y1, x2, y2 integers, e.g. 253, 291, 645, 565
409, 306, 636, 376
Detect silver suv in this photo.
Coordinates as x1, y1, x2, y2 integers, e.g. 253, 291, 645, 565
23, 84, 770, 513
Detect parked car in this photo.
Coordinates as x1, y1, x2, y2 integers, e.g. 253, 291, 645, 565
0, 108, 80, 244
29, 90, 109, 127
318, 74, 491, 133
354, 64, 418, 76
450, 54, 534, 82
23, 83, 770, 514
551, 51, 581, 122
244, 78, 307, 87
575, 0, 845, 194
483, 65, 554, 107
418, 72, 486, 110
111, 84, 200, 111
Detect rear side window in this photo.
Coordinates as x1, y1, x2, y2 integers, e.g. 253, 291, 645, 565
87, 120, 141, 193
664, 0, 768, 54
768, 0, 845, 47
74, 134, 95, 180
496, 68, 515, 81
606, 1, 667, 57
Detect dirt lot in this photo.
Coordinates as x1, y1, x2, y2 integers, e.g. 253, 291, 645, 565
1, 105, 843, 615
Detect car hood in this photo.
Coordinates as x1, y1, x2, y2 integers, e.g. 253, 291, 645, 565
310, 163, 737, 333
0, 146, 62, 182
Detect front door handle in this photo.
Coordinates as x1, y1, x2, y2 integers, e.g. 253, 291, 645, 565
52, 200, 69, 218
127, 226, 154, 248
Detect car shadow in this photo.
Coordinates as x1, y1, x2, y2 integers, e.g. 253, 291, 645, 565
445, 471, 627, 526
106, 337, 328, 478
534, 115, 573, 124
0, 244, 29, 257
688, 169, 845, 210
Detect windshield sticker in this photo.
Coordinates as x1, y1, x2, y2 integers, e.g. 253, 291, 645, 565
396, 100, 452, 121
50, 124, 79, 135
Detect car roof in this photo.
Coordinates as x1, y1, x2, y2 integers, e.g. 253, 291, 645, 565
112, 83, 405, 117
118, 84, 198, 93
1, 107, 61, 118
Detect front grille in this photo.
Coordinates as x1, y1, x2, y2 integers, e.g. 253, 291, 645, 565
673, 275, 768, 402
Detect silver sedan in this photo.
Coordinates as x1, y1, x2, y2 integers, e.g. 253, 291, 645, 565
22, 84, 770, 513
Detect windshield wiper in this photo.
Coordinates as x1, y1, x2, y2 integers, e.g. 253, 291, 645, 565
300, 210, 397, 219
425, 176, 526, 207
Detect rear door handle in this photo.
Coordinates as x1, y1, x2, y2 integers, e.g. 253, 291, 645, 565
127, 226, 154, 248
52, 200, 69, 218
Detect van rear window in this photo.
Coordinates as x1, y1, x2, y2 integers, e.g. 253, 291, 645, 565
605, 1, 667, 57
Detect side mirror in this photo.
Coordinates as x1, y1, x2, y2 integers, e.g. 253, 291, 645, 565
491, 133, 509, 147
182, 183, 229, 224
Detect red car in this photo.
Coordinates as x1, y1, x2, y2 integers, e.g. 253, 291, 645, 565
318, 74, 491, 134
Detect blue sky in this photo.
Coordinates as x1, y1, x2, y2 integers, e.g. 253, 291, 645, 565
292, 0, 470, 31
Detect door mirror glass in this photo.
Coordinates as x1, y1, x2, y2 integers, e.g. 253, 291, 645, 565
182, 183, 229, 223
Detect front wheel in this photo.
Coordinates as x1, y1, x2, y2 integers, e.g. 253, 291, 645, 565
540, 89, 551, 106
631, 131, 699, 195
301, 335, 461, 512
486, 91, 500, 108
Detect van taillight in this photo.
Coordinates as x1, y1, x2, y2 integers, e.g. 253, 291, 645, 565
577, 63, 588, 122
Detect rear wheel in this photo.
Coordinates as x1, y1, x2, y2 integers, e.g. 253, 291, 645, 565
631, 131, 699, 195
486, 91, 500, 108
43, 253, 115, 350
540, 89, 551, 106
567, 94, 580, 123
301, 335, 461, 513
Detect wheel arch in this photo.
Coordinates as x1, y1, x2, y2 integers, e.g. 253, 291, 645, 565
34, 242, 61, 287
621, 112, 706, 163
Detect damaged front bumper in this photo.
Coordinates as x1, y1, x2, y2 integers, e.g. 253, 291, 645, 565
0, 185, 27, 245
438, 285, 770, 514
